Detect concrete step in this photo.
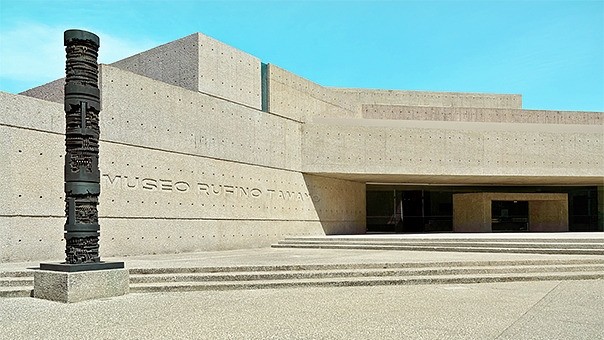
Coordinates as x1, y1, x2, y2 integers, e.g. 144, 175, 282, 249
0, 271, 35, 298
271, 243, 604, 255
128, 258, 604, 275
3, 259, 603, 297
0, 286, 33, 298
0, 271, 34, 278
0, 277, 34, 287
129, 271, 604, 293
275, 240, 604, 249
129, 264, 604, 284
280, 237, 604, 244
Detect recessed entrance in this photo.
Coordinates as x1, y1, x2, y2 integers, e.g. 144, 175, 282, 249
366, 185, 600, 233
453, 193, 569, 232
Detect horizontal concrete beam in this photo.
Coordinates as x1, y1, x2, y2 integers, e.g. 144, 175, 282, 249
363, 105, 603, 125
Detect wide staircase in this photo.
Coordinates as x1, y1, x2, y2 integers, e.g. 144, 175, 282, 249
271, 236, 604, 255
2, 258, 604, 297
3, 235, 603, 297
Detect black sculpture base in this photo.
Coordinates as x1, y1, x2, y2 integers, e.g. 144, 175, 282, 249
40, 261, 124, 272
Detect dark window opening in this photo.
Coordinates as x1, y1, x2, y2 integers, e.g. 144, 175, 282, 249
491, 200, 528, 232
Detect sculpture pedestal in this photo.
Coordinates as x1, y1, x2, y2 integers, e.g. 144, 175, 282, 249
34, 265, 129, 303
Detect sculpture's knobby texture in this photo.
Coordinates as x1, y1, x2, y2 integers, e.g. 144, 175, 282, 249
63, 30, 101, 264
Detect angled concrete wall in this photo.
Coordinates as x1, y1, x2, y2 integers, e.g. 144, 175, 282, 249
20, 78, 64, 104
112, 33, 262, 110
265, 65, 522, 123
266, 64, 355, 121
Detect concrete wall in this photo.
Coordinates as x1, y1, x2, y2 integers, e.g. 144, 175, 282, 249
301, 118, 603, 182
20, 78, 64, 104
100, 65, 300, 172
453, 194, 492, 232
529, 200, 569, 232
363, 104, 602, 125
0, 64, 366, 262
303, 174, 366, 234
334, 88, 522, 111
111, 33, 262, 110
266, 64, 355, 121
266, 65, 523, 123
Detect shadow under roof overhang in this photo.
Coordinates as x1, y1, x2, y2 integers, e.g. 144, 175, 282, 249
304, 173, 604, 186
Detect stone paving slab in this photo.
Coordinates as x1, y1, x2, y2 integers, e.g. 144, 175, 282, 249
1, 279, 602, 339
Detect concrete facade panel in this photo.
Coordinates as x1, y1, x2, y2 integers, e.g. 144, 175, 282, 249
301, 120, 604, 179
100, 65, 301, 171
453, 193, 491, 232
267, 64, 356, 121
529, 200, 569, 232
0, 91, 64, 133
363, 105, 603, 125
111, 33, 262, 109
0, 126, 63, 217
100, 219, 324, 258
0, 217, 64, 262
196, 33, 262, 109
111, 33, 199, 92
334, 88, 522, 110
303, 174, 366, 234
19, 78, 65, 104
97, 142, 319, 221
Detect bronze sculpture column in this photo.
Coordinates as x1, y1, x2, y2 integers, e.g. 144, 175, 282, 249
40, 29, 122, 271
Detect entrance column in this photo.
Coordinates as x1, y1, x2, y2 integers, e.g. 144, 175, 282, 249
529, 199, 569, 232
453, 193, 491, 232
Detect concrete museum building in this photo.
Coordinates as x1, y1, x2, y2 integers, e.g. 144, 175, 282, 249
1, 32, 603, 262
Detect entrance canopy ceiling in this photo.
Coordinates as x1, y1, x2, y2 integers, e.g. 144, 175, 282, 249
307, 173, 604, 186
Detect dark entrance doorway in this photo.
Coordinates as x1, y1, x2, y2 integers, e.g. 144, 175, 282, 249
398, 191, 424, 232
491, 201, 529, 232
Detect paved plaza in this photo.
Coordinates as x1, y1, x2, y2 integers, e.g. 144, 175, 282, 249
1, 243, 603, 339
1, 278, 602, 339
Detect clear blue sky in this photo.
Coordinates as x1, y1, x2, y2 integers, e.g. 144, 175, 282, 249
1, 0, 602, 112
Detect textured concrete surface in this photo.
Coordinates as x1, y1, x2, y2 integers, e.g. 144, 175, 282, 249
301, 118, 603, 182
1, 279, 601, 339
111, 33, 262, 109
19, 78, 64, 104
33, 268, 129, 303
1, 73, 365, 261
362, 104, 603, 125
334, 87, 523, 110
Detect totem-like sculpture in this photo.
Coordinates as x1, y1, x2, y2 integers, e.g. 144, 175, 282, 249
35, 31, 125, 303
62, 29, 102, 264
